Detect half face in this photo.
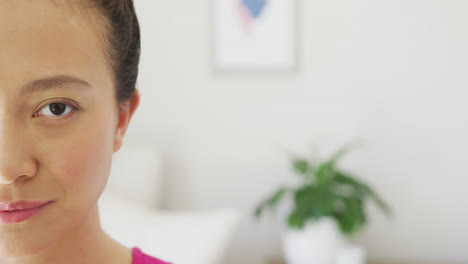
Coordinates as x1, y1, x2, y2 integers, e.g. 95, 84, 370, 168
0, 0, 120, 257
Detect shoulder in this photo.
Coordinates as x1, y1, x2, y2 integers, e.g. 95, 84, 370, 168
131, 247, 173, 264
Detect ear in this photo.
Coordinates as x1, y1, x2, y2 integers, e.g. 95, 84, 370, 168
113, 89, 140, 153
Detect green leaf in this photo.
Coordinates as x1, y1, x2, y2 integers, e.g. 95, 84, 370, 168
267, 187, 288, 208
293, 184, 336, 222
315, 162, 334, 184
334, 172, 392, 217
288, 209, 305, 229
293, 159, 310, 176
333, 197, 366, 236
254, 203, 265, 219
328, 140, 363, 165
253, 187, 289, 219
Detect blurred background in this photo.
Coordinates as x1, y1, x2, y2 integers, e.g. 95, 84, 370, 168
110, 0, 468, 263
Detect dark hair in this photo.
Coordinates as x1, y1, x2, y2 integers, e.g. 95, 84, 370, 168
93, 0, 141, 104
58, 0, 141, 105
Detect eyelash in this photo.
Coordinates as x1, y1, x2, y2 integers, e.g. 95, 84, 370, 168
33, 101, 80, 119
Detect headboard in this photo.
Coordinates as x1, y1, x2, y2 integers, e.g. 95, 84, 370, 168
105, 142, 163, 208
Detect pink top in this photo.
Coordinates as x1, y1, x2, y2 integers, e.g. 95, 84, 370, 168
131, 247, 172, 264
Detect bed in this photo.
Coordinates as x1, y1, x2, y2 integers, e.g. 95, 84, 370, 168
98, 143, 240, 264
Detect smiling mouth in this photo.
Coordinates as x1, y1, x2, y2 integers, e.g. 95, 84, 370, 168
0, 200, 53, 211
0, 201, 54, 224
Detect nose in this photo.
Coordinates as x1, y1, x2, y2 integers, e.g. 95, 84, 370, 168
0, 121, 37, 184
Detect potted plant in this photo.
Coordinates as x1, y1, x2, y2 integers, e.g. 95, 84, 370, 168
253, 143, 392, 264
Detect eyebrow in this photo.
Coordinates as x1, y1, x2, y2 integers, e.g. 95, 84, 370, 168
20, 75, 92, 95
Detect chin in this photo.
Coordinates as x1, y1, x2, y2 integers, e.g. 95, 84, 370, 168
0, 233, 52, 259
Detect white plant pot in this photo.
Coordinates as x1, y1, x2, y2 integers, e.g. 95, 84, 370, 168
336, 243, 366, 264
281, 217, 344, 264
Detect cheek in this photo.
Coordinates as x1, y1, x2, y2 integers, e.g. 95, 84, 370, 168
44, 115, 116, 207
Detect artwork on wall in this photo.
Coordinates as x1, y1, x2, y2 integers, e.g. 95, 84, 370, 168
213, 0, 297, 71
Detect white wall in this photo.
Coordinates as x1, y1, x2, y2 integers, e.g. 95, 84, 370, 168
128, 0, 468, 263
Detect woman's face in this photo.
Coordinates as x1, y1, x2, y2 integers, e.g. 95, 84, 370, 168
0, 0, 138, 257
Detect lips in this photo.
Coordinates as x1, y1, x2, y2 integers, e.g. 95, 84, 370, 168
0, 200, 52, 211
0, 200, 53, 224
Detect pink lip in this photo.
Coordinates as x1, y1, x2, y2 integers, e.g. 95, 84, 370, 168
0, 200, 53, 224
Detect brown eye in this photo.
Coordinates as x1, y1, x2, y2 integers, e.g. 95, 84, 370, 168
38, 102, 74, 117
49, 103, 66, 115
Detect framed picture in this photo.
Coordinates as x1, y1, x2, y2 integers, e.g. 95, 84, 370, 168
213, 0, 297, 71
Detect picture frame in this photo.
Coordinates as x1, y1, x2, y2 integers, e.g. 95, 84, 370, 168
213, 0, 297, 72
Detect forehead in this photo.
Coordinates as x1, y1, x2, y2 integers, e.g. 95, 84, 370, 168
0, 0, 113, 95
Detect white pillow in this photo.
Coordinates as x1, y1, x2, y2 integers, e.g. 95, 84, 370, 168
98, 189, 240, 264
108, 143, 163, 208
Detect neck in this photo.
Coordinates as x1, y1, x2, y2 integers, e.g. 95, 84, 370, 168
1, 203, 132, 264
